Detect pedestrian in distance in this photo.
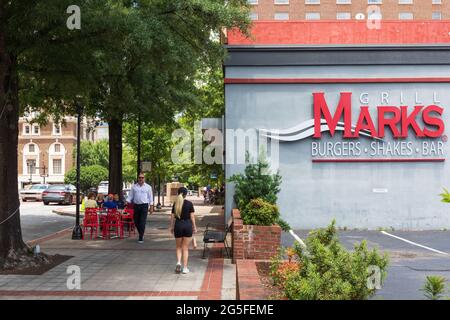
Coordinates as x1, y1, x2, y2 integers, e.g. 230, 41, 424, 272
170, 187, 197, 274
126, 173, 154, 243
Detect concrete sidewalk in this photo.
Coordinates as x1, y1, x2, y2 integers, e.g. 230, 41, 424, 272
0, 203, 235, 300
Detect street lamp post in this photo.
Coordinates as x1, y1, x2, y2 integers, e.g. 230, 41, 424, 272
137, 113, 141, 181
72, 101, 83, 240
156, 173, 161, 209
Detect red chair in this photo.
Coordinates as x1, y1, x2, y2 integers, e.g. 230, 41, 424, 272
82, 208, 100, 240
103, 209, 124, 239
121, 208, 135, 236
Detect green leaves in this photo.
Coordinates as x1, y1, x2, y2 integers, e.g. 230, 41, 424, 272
64, 165, 108, 193
440, 188, 450, 203
271, 220, 390, 300
421, 276, 447, 300
228, 153, 282, 210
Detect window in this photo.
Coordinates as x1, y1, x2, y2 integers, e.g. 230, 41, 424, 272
29, 144, 35, 153
24, 124, 30, 135
337, 12, 351, 19
53, 124, 61, 135
32, 124, 40, 135
274, 12, 289, 20
248, 0, 258, 4
368, 0, 382, 4
337, 0, 351, 3
27, 159, 36, 174
399, 12, 413, 19
398, 0, 412, 4
432, 0, 442, 4
53, 159, 62, 175
305, 0, 320, 3
275, 0, 289, 4
305, 12, 320, 19
249, 12, 258, 20
54, 144, 61, 153
432, 11, 442, 19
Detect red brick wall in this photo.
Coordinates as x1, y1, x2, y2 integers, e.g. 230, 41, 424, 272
232, 209, 281, 263
236, 260, 270, 300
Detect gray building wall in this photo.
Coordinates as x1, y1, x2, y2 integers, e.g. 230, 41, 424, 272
224, 46, 450, 230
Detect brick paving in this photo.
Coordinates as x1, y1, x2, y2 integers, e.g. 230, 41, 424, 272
0, 201, 235, 300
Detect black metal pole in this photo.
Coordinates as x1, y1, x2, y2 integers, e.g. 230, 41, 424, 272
72, 102, 83, 240
156, 173, 161, 209
137, 113, 141, 181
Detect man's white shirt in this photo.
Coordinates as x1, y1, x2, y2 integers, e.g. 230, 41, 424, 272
128, 183, 154, 205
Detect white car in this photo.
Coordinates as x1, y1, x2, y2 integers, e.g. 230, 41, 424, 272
20, 184, 50, 202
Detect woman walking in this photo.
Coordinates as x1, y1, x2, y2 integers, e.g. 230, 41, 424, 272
170, 187, 197, 274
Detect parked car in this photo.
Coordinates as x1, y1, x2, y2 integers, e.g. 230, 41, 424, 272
97, 181, 108, 195
20, 184, 50, 202
42, 184, 77, 205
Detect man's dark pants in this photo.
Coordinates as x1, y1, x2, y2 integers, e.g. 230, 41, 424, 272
133, 203, 148, 240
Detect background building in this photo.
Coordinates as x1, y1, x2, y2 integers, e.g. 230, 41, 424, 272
248, 0, 449, 21
18, 115, 109, 189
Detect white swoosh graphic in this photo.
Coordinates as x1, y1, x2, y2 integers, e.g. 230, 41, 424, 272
259, 119, 382, 142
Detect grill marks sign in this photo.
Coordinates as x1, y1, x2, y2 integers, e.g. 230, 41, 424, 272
310, 92, 446, 162
313, 92, 445, 139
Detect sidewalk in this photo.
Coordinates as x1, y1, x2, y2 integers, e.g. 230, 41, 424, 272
0, 201, 235, 300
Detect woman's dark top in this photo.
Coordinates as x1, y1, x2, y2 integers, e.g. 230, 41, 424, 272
172, 200, 195, 220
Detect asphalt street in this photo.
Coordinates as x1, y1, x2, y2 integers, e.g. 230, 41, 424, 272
282, 229, 450, 300
19, 201, 75, 242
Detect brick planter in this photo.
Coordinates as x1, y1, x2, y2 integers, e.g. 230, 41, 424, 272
236, 260, 271, 300
232, 209, 281, 263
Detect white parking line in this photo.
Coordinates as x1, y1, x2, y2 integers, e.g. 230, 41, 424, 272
289, 230, 307, 249
380, 231, 449, 256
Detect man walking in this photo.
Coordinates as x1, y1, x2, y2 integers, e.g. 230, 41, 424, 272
127, 173, 154, 243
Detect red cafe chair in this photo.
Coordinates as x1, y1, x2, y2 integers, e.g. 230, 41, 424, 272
82, 208, 100, 240
103, 208, 124, 239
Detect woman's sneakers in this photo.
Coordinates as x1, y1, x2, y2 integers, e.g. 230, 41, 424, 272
175, 263, 190, 274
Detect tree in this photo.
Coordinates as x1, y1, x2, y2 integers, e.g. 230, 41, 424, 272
0, 0, 250, 269
77, 140, 109, 168
0, 0, 129, 269
64, 165, 108, 194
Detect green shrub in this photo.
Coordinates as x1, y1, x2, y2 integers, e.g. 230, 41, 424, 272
270, 220, 389, 300
241, 198, 279, 226
64, 165, 108, 193
241, 198, 291, 231
228, 153, 282, 209
421, 276, 447, 300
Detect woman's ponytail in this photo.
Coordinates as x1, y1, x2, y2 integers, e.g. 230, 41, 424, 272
174, 194, 184, 219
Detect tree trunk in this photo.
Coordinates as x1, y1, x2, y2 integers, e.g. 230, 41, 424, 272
0, 28, 28, 267
108, 116, 123, 197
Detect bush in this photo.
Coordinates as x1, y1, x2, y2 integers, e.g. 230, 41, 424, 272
421, 276, 447, 300
241, 198, 291, 231
228, 153, 282, 209
64, 165, 108, 193
241, 198, 279, 226
270, 220, 389, 300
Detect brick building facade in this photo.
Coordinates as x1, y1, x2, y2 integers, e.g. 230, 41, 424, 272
248, 0, 450, 21
18, 116, 107, 189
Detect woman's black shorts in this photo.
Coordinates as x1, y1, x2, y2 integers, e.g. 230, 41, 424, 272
174, 219, 193, 238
